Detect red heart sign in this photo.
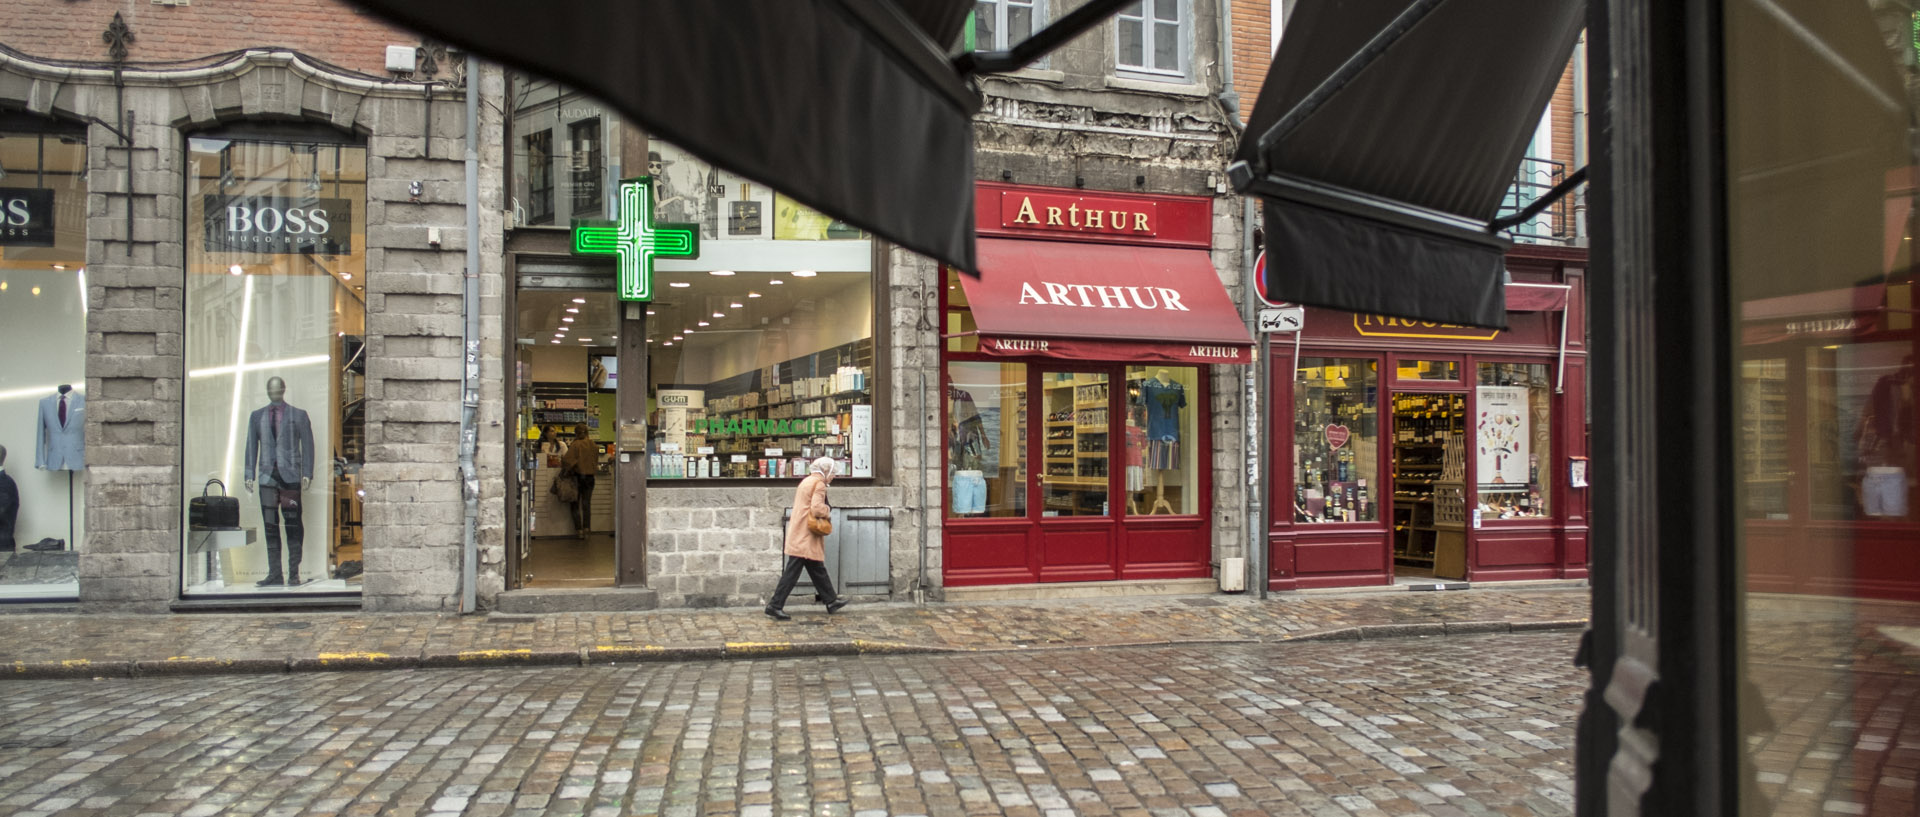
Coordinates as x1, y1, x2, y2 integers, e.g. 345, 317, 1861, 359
1325, 424, 1350, 449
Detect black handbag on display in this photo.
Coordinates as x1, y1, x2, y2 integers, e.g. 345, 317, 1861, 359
189, 478, 241, 530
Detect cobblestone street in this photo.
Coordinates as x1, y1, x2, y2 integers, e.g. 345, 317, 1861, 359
0, 631, 1583, 817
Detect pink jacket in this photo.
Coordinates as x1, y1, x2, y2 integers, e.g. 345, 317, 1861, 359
783, 472, 830, 561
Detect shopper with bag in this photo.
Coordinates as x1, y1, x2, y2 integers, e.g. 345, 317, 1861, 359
559, 423, 598, 534
765, 456, 847, 620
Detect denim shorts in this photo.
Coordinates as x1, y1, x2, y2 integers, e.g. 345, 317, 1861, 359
1863, 466, 1907, 517
952, 470, 986, 515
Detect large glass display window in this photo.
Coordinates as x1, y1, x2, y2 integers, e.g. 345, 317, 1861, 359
182, 135, 366, 596
1475, 362, 1552, 519
946, 361, 1027, 517
0, 126, 87, 600
1294, 358, 1379, 523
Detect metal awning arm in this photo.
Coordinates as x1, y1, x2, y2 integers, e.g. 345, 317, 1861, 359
1488, 165, 1589, 234
955, 0, 1137, 76
1246, 0, 1446, 174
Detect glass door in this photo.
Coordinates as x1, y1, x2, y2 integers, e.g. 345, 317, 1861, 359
1037, 370, 1112, 517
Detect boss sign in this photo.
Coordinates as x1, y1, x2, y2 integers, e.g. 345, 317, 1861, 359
203, 196, 352, 254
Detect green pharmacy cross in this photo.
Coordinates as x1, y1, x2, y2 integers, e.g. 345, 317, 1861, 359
571, 176, 699, 301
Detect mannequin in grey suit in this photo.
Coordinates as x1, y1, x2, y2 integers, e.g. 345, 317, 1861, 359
243, 377, 314, 586
36, 385, 84, 471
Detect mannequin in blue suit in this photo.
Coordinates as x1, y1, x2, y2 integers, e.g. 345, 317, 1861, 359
243, 377, 314, 586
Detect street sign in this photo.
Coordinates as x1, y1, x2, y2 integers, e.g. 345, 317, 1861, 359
1254, 249, 1288, 307
1258, 307, 1304, 333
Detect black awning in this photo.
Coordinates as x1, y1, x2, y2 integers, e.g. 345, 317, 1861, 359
1232, 0, 1584, 328
349, 0, 983, 272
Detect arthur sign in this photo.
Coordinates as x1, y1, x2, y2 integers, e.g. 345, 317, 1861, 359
0, 188, 56, 246
999, 191, 1157, 238
573, 176, 699, 302
204, 195, 352, 254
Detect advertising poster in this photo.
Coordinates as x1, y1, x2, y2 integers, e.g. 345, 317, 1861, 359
656, 388, 705, 454
718, 172, 773, 239
1476, 386, 1530, 486
774, 194, 866, 240
851, 404, 874, 477
648, 143, 722, 239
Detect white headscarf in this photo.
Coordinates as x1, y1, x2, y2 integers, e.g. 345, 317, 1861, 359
809, 456, 839, 478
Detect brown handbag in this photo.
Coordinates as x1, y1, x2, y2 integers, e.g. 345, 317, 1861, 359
806, 514, 832, 536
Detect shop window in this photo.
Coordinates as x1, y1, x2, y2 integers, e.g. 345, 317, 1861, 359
0, 127, 88, 599
947, 361, 1027, 517
1396, 358, 1461, 381
1475, 363, 1552, 519
183, 135, 367, 596
523, 129, 554, 225
1294, 358, 1378, 522
567, 118, 601, 216
1125, 366, 1199, 515
1115, 0, 1188, 79
1808, 342, 1914, 521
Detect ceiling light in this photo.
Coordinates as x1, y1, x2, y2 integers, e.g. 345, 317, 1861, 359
647, 339, 654, 344
551, 340, 561, 344
713, 312, 725, 318
697, 321, 710, 327
664, 341, 674, 346
562, 317, 575, 323
571, 297, 586, 304
792, 269, 817, 278
1, 282, 8, 291
769, 279, 785, 285
51, 264, 67, 270
554, 333, 565, 338
730, 302, 743, 309
673, 335, 683, 341
342, 272, 353, 280
578, 338, 593, 342
31, 286, 40, 296
748, 292, 761, 298
566, 307, 580, 313
669, 282, 692, 288
709, 270, 735, 276
646, 310, 656, 315
229, 264, 244, 276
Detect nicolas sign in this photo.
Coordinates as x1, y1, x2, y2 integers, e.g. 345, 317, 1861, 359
0, 188, 55, 246
203, 195, 352, 254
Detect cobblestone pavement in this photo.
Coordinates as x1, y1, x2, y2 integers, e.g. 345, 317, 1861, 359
0, 631, 1584, 817
0, 586, 1592, 680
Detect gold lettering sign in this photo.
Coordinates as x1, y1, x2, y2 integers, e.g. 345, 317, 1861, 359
1352, 314, 1501, 340
1001, 193, 1156, 236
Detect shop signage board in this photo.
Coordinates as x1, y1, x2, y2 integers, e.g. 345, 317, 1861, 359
0, 187, 55, 246
202, 195, 352, 254
572, 176, 700, 301
997, 190, 1157, 238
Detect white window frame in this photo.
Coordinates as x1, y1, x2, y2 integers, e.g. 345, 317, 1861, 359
974, 0, 1045, 53
1114, 0, 1189, 80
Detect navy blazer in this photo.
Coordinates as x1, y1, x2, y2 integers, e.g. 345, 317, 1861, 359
244, 401, 316, 486
36, 391, 84, 471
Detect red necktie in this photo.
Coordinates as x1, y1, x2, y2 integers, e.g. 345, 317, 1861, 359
57, 395, 66, 426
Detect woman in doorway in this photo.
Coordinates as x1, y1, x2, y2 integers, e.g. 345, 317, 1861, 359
560, 423, 599, 534
766, 456, 848, 620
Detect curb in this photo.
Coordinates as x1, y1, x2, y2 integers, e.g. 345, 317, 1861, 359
0, 618, 1592, 680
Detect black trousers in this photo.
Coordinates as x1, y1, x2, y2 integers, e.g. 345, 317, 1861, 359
260, 482, 304, 581
767, 555, 838, 611
572, 474, 596, 533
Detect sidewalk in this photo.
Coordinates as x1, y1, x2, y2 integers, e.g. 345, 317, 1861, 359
0, 584, 1591, 680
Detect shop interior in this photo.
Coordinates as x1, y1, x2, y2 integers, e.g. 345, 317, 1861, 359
0, 129, 87, 599
516, 290, 618, 588
1391, 392, 1468, 580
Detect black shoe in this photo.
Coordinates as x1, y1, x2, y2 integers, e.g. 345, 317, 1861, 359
764, 607, 790, 621
24, 538, 63, 552
287, 573, 302, 586
256, 575, 284, 587
826, 598, 848, 614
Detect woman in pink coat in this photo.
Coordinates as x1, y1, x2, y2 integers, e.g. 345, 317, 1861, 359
766, 456, 848, 620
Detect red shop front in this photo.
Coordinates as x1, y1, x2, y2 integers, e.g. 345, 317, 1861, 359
940, 182, 1253, 587
1267, 246, 1590, 590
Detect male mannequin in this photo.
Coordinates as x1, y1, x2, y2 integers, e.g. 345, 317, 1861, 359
36, 384, 84, 471
0, 445, 17, 552
243, 377, 315, 586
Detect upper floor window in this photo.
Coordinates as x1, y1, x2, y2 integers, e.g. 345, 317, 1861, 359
972, 0, 1041, 52
568, 118, 602, 216
1116, 0, 1187, 79
524, 129, 554, 225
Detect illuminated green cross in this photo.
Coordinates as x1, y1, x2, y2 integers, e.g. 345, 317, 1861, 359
571, 176, 699, 301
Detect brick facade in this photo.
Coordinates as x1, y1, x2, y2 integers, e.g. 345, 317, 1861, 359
2, 0, 423, 78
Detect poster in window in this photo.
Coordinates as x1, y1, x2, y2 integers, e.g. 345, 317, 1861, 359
718, 171, 772, 239
1476, 386, 1530, 486
774, 194, 866, 240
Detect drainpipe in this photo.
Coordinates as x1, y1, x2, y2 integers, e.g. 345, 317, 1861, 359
459, 53, 481, 613
1571, 34, 1588, 243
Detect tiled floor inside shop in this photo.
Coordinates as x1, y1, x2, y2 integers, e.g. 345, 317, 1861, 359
520, 533, 615, 587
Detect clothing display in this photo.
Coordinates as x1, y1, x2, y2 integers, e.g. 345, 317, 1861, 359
244, 386, 316, 586
1863, 466, 1909, 518
1147, 439, 1181, 471
952, 469, 985, 514
0, 466, 16, 552
1140, 377, 1185, 443
949, 388, 985, 472
36, 388, 84, 471
256, 477, 305, 585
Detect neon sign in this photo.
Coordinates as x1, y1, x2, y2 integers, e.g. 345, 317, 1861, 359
572, 176, 699, 301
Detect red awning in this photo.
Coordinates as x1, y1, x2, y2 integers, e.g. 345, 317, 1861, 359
958, 238, 1254, 364
1505, 282, 1570, 312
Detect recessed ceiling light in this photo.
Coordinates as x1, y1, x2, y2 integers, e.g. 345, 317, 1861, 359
664, 341, 674, 346
647, 339, 654, 344
578, 338, 593, 342
712, 312, 725, 318
554, 333, 565, 338
646, 310, 656, 315
730, 302, 743, 309
792, 269, 817, 278
571, 297, 586, 304
709, 270, 735, 276
669, 282, 692, 288
566, 307, 580, 313
1, 282, 8, 291
30, 286, 40, 296
562, 317, 575, 323
51, 264, 67, 270
229, 265, 244, 276
697, 321, 710, 327
748, 292, 761, 298
342, 272, 353, 280
672, 335, 683, 340
769, 279, 785, 285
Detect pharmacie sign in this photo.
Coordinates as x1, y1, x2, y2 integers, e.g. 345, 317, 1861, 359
999, 190, 1157, 238
0, 188, 55, 246
204, 195, 352, 254
692, 417, 831, 436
